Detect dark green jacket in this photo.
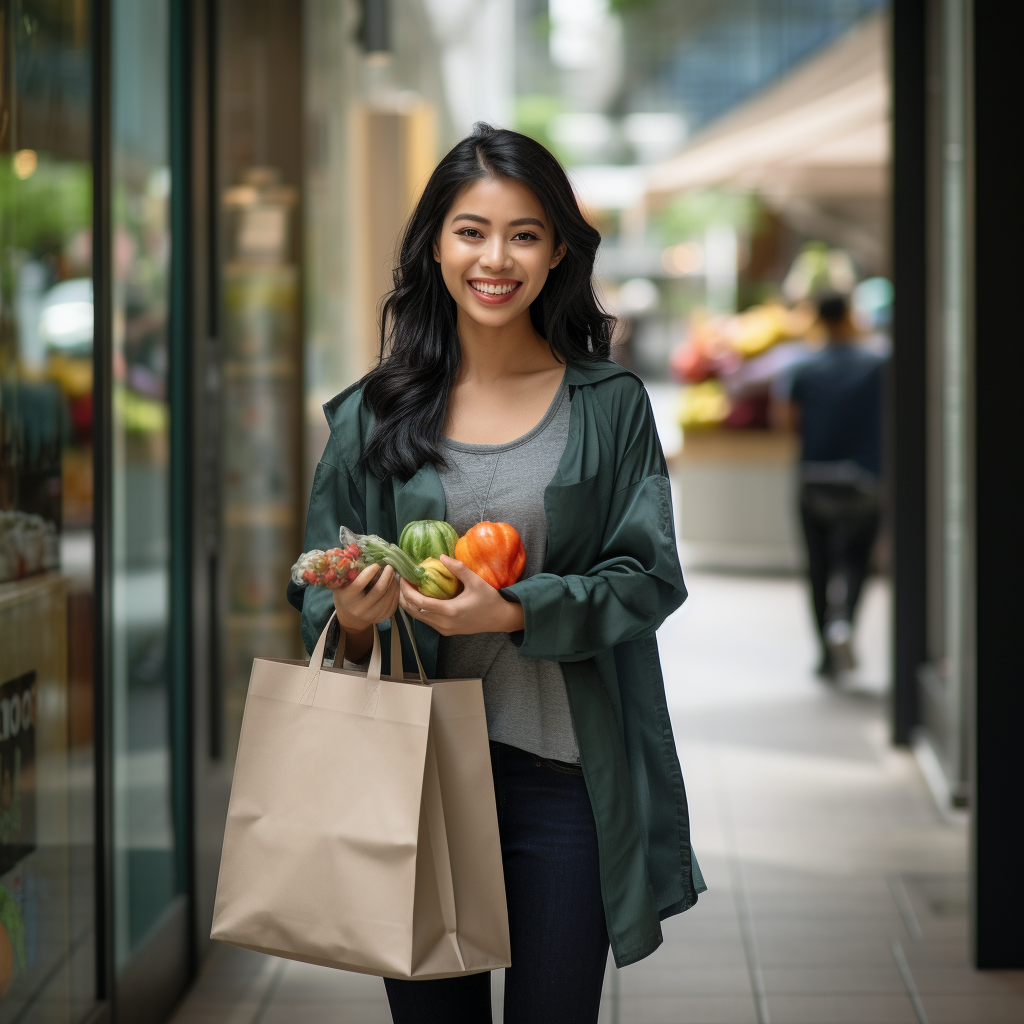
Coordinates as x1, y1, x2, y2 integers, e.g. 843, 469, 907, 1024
291, 359, 705, 967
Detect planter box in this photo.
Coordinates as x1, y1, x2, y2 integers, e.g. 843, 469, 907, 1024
672, 430, 802, 572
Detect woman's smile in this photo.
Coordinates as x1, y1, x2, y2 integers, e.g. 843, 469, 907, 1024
434, 176, 566, 328
468, 278, 523, 304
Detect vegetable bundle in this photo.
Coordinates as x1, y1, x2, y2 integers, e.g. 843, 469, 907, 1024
291, 519, 527, 600
291, 526, 461, 599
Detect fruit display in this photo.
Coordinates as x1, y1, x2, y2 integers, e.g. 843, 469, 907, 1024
454, 521, 527, 589
670, 301, 818, 430
676, 380, 732, 430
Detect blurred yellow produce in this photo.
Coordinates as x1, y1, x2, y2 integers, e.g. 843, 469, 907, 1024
677, 380, 732, 429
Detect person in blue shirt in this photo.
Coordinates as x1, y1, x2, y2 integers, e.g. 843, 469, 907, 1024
773, 292, 886, 678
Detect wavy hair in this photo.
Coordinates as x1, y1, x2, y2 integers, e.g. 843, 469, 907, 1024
360, 123, 613, 480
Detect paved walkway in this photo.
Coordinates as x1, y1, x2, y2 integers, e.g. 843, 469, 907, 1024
169, 572, 1024, 1024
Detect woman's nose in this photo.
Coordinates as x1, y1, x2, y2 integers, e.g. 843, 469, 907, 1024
480, 236, 511, 271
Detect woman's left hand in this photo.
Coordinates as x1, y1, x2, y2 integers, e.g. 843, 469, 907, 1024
399, 555, 525, 636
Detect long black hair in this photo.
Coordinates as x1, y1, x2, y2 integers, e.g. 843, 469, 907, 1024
360, 123, 614, 481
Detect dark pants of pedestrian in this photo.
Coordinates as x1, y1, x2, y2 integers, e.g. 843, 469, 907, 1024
799, 481, 881, 661
383, 740, 609, 1024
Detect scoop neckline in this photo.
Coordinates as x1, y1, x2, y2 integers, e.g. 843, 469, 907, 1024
441, 374, 569, 454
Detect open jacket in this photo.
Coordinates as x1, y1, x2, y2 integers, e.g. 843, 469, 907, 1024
288, 358, 706, 967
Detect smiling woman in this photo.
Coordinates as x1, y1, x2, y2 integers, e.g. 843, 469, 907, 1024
359, 124, 612, 481
293, 125, 703, 1024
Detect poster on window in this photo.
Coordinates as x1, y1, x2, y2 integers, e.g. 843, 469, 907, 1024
0, 672, 36, 875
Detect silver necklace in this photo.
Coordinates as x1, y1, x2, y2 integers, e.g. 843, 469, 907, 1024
457, 451, 502, 524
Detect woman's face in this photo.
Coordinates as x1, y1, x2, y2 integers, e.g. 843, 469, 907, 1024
434, 176, 566, 329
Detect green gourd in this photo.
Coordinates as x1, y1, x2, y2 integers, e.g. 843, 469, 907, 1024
399, 520, 458, 563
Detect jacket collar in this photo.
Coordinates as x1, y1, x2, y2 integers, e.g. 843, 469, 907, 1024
564, 359, 640, 388
328, 359, 635, 400
322, 378, 370, 438
389, 362, 633, 531
322, 359, 638, 496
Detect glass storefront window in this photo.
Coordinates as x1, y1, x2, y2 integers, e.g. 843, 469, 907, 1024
0, 0, 96, 1017
303, 0, 441, 475
109, 0, 180, 967
215, 0, 304, 760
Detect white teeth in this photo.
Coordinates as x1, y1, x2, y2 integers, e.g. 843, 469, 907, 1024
471, 281, 519, 295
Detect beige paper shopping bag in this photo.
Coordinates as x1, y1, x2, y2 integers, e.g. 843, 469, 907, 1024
211, 610, 510, 979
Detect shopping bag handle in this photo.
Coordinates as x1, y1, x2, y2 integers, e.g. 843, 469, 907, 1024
364, 618, 400, 682
304, 610, 340, 689
357, 614, 427, 684
399, 608, 429, 684
302, 609, 428, 703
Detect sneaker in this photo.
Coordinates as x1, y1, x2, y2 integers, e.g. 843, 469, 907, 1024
825, 619, 854, 675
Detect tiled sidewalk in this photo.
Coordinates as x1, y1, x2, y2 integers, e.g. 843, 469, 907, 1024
169, 573, 1024, 1024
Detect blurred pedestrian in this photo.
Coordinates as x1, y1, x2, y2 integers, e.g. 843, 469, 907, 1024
773, 291, 886, 678
291, 125, 703, 1024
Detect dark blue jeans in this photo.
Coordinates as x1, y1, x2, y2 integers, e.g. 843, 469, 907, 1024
384, 741, 609, 1024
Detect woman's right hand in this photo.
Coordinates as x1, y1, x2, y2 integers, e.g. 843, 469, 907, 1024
332, 564, 400, 661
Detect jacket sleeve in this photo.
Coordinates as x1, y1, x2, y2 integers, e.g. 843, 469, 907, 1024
294, 452, 367, 654
504, 389, 686, 663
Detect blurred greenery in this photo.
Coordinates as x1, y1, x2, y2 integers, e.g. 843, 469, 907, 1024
651, 189, 762, 245
514, 94, 568, 162
1, 155, 93, 374
0, 155, 92, 257
663, 278, 706, 318
114, 383, 168, 435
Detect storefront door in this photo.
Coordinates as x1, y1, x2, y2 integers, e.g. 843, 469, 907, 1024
105, 0, 189, 1015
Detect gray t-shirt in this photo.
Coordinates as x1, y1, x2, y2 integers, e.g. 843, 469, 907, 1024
436, 376, 578, 762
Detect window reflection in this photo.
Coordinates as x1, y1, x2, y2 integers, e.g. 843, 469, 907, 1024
215, 0, 304, 760
0, 0, 95, 1015
110, 0, 179, 967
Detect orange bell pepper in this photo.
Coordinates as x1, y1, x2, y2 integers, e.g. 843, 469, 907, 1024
455, 521, 526, 589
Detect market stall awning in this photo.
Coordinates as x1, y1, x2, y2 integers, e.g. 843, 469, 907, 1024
646, 12, 888, 200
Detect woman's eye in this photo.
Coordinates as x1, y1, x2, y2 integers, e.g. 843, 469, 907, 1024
459, 228, 483, 238
513, 232, 538, 241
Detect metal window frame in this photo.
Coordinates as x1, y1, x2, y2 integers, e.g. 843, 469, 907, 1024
91, 0, 115, 1008
91, 0, 204, 1014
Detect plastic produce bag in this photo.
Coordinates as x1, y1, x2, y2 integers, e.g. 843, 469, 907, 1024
290, 526, 453, 593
